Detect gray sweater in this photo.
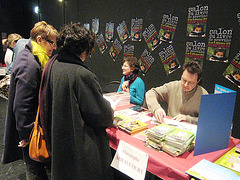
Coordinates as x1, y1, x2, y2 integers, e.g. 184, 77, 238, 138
146, 80, 208, 124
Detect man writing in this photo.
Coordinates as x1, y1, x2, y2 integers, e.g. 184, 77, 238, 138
146, 61, 208, 124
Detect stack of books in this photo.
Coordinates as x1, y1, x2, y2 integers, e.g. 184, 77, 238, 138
145, 124, 176, 151
235, 143, 240, 153
163, 128, 195, 157
145, 124, 195, 156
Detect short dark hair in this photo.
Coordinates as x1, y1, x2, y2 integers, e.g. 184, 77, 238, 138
57, 23, 95, 56
183, 61, 202, 81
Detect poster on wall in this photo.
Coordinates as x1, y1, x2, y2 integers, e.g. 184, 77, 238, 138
223, 51, 240, 88
143, 24, 160, 51
131, 18, 143, 42
117, 21, 130, 44
206, 28, 232, 63
159, 45, 181, 75
92, 18, 99, 35
109, 38, 122, 61
96, 33, 107, 54
237, 13, 240, 26
138, 49, 155, 75
105, 22, 114, 43
123, 44, 134, 59
159, 14, 178, 44
185, 41, 206, 67
187, 5, 208, 38
84, 23, 90, 30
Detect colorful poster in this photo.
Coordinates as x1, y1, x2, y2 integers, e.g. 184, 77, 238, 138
237, 13, 240, 25
123, 44, 134, 59
187, 5, 208, 38
138, 49, 155, 75
92, 18, 99, 35
131, 18, 143, 41
223, 51, 240, 88
159, 45, 181, 75
109, 38, 122, 61
143, 24, 160, 51
159, 14, 178, 44
117, 21, 130, 44
185, 41, 206, 67
206, 28, 232, 63
96, 33, 107, 54
105, 22, 114, 43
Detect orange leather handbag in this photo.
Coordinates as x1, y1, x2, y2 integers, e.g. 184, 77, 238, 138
29, 107, 49, 162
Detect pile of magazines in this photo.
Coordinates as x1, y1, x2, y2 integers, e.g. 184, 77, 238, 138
145, 124, 195, 156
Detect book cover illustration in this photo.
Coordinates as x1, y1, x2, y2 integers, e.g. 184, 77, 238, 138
105, 22, 114, 43
138, 49, 155, 75
123, 44, 134, 59
159, 14, 178, 44
207, 28, 232, 63
143, 24, 160, 51
219, 147, 240, 173
117, 21, 130, 44
185, 40, 206, 68
187, 5, 208, 38
92, 18, 99, 35
84, 23, 90, 30
96, 33, 107, 54
109, 38, 122, 61
113, 114, 133, 128
159, 45, 181, 75
131, 18, 143, 41
223, 51, 240, 88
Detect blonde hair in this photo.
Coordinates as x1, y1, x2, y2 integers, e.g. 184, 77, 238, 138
4, 33, 23, 47
30, 21, 58, 41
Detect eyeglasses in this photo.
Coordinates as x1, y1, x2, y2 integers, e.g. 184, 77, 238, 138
44, 39, 56, 47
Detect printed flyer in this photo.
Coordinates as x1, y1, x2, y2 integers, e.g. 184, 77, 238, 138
206, 28, 232, 63
143, 24, 160, 51
187, 5, 208, 38
123, 44, 134, 59
185, 40, 206, 67
92, 18, 99, 35
159, 45, 181, 75
131, 18, 143, 41
138, 49, 155, 75
84, 23, 90, 30
159, 14, 178, 44
237, 13, 240, 25
109, 38, 122, 61
117, 21, 130, 44
96, 33, 107, 54
105, 22, 114, 43
223, 50, 240, 88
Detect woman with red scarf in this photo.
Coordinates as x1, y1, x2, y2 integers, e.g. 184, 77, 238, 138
117, 57, 145, 105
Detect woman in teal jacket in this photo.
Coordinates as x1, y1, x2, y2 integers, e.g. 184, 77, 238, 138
117, 57, 145, 105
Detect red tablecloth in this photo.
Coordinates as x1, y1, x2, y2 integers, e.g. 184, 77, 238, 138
107, 121, 240, 180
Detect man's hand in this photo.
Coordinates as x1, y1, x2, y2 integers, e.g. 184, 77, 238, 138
18, 140, 29, 148
154, 108, 166, 123
173, 114, 187, 122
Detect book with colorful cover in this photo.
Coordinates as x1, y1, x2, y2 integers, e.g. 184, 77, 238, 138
131, 18, 143, 41
186, 159, 240, 180
113, 114, 133, 128
105, 22, 114, 42
117, 21, 130, 44
118, 120, 148, 135
165, 128, 195, 143
138, 49, 155, 75
143, 24, 160, 51
109, 38, 122, 61
236, 143, 240, 153
123, 44, 134, 59
218, 147, 240, 173
146, 123, 176, 140
92, 18, 99, 35
96, 33, 107, 54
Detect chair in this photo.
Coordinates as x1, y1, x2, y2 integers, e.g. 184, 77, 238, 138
103, 81, 121, 93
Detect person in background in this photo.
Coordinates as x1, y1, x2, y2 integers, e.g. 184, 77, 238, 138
117, 57, 145, 105
40, 23, 114, 179
3, 33, 23, 67
6, 38, 30, 74
2, 21, 58, 180
146, 61, 208, 124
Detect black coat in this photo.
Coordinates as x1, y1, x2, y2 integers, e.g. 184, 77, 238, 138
50, 52, 114, 179
2, 41, 41, 164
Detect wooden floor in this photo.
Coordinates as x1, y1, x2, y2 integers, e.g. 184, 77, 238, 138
0, 98, 26, 180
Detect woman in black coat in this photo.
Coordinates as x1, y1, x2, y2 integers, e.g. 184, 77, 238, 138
41, 23, 114, 179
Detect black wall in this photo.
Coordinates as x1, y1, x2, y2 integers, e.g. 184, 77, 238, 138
2, 0, 240, 138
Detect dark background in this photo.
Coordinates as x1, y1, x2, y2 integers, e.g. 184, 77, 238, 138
1, 0, 240, 139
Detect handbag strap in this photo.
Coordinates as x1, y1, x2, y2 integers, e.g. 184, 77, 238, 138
35, 107, 40, 124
